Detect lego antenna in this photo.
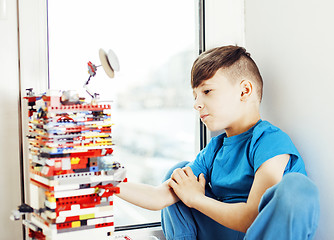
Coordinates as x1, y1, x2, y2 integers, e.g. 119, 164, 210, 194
84, 48, 120, 100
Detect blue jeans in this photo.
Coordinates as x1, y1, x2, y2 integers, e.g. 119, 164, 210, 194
161, 161, 320, 240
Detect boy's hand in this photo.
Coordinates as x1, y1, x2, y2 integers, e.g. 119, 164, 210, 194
168, 167, 206, 208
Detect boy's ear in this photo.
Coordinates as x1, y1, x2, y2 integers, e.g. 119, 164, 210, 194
240, 80, 253, 101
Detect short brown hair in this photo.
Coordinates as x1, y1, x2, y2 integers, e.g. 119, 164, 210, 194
191, 45, 263, 101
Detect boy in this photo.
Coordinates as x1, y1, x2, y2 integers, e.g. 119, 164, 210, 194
116, 46, 320, 240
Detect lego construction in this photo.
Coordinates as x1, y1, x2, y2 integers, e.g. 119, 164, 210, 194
17, 89, 126, 240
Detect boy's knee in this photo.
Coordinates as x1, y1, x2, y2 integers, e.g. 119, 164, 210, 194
163, 161, 190, 182
279, 173, 318, 197
275, 173, 319, 214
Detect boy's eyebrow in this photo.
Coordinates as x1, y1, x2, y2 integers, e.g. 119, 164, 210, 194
192, 82, 214, 93
199, 82, 214, 88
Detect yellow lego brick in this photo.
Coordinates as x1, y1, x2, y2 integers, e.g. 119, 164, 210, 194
96, 140, 112, 144
72, 221, 81, 228
84, 133, 110, 138
71, 157, 80, 164
47, 197, 56, 202
45, 191, 54, 198
80, 213, 95, 220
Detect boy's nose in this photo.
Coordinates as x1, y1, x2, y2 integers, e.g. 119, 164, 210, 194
193, 99, 204, 111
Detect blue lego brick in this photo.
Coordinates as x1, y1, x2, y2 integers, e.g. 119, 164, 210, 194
89, 166, 99, 172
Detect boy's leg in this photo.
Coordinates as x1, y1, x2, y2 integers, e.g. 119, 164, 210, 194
244, 172, 320, 240
161, 161, 244, 240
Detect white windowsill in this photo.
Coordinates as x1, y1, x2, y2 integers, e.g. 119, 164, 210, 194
114, 226, 166, 240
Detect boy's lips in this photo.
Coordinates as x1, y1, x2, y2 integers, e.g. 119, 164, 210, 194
200, 114, 209, 121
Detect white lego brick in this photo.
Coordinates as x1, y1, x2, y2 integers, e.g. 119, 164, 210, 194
113, 168, 127, 182
56, 216, 66, 223
41, 166, 50, 175
62, 158, 71, 170
54, 172, 119, 187
47, 226, 115, 240
54, 172, 94, 183
95, 209, 114, 218
99, 216, 114, 224
90, 175, 115, 182
58, 205, 113, 219
87, 216, 114, 226
30, 173, 51, 187
54, 183, 80, 191
45, 210, 57, 220
54, 187, 95, 198
45, 158, 55, 166
29, 183, 40, 209
32, 157, 46, 166
45, 200, 57, 209
71, 204, 81, 211
23, 220, 39, 231
87, 218, 100, 225
55, 209, 114, 223
55, 215, 75, 224
30, 173, 56, 187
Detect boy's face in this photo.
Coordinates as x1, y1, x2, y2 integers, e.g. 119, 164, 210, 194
193, 69, 243, 133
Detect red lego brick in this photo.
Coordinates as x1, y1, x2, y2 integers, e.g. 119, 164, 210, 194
95, 184, 120, 198
48, 104, 111, 112
95, 222, 114, 228
53, 170, 75, 176
30, 178, 54, 191
57, 222, 71, 230
28, 229, 46, 240
64, 216, 80, 222
55, 194, 102, 215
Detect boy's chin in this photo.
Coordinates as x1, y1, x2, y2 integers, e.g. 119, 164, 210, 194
204, 124, 224, 133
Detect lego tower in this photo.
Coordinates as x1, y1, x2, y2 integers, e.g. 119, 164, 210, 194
23, 90, 126, 240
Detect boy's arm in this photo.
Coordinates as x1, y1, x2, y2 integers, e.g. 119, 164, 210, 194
116, 180, 179, 211
169, 154, 290, 233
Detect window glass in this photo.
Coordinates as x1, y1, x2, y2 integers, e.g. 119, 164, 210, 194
48, 0, 197, 226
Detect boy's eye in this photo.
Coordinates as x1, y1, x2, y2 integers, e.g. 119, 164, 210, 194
203, 89, 211, 94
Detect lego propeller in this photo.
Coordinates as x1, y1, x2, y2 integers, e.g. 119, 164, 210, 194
84, 48, 120, 100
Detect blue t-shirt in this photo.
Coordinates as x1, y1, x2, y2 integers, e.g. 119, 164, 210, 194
187, 120, 306, 204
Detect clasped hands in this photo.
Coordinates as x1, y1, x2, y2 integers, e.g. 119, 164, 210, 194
168, 166, 206, 208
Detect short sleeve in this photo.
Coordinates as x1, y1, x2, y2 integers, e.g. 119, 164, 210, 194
250, 124, 302, 173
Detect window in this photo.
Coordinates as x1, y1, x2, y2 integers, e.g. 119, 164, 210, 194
48, 0, 198, 226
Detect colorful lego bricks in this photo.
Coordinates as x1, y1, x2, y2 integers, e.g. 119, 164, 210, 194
24, 90, 126, 240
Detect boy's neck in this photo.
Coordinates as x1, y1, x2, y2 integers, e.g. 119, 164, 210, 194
225, 110, 261, 138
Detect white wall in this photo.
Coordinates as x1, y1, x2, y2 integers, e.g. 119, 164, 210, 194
244, 1, 334, 239
0, 0, 23, 239
205, 0, 245, 49
206, 0, 333, 239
